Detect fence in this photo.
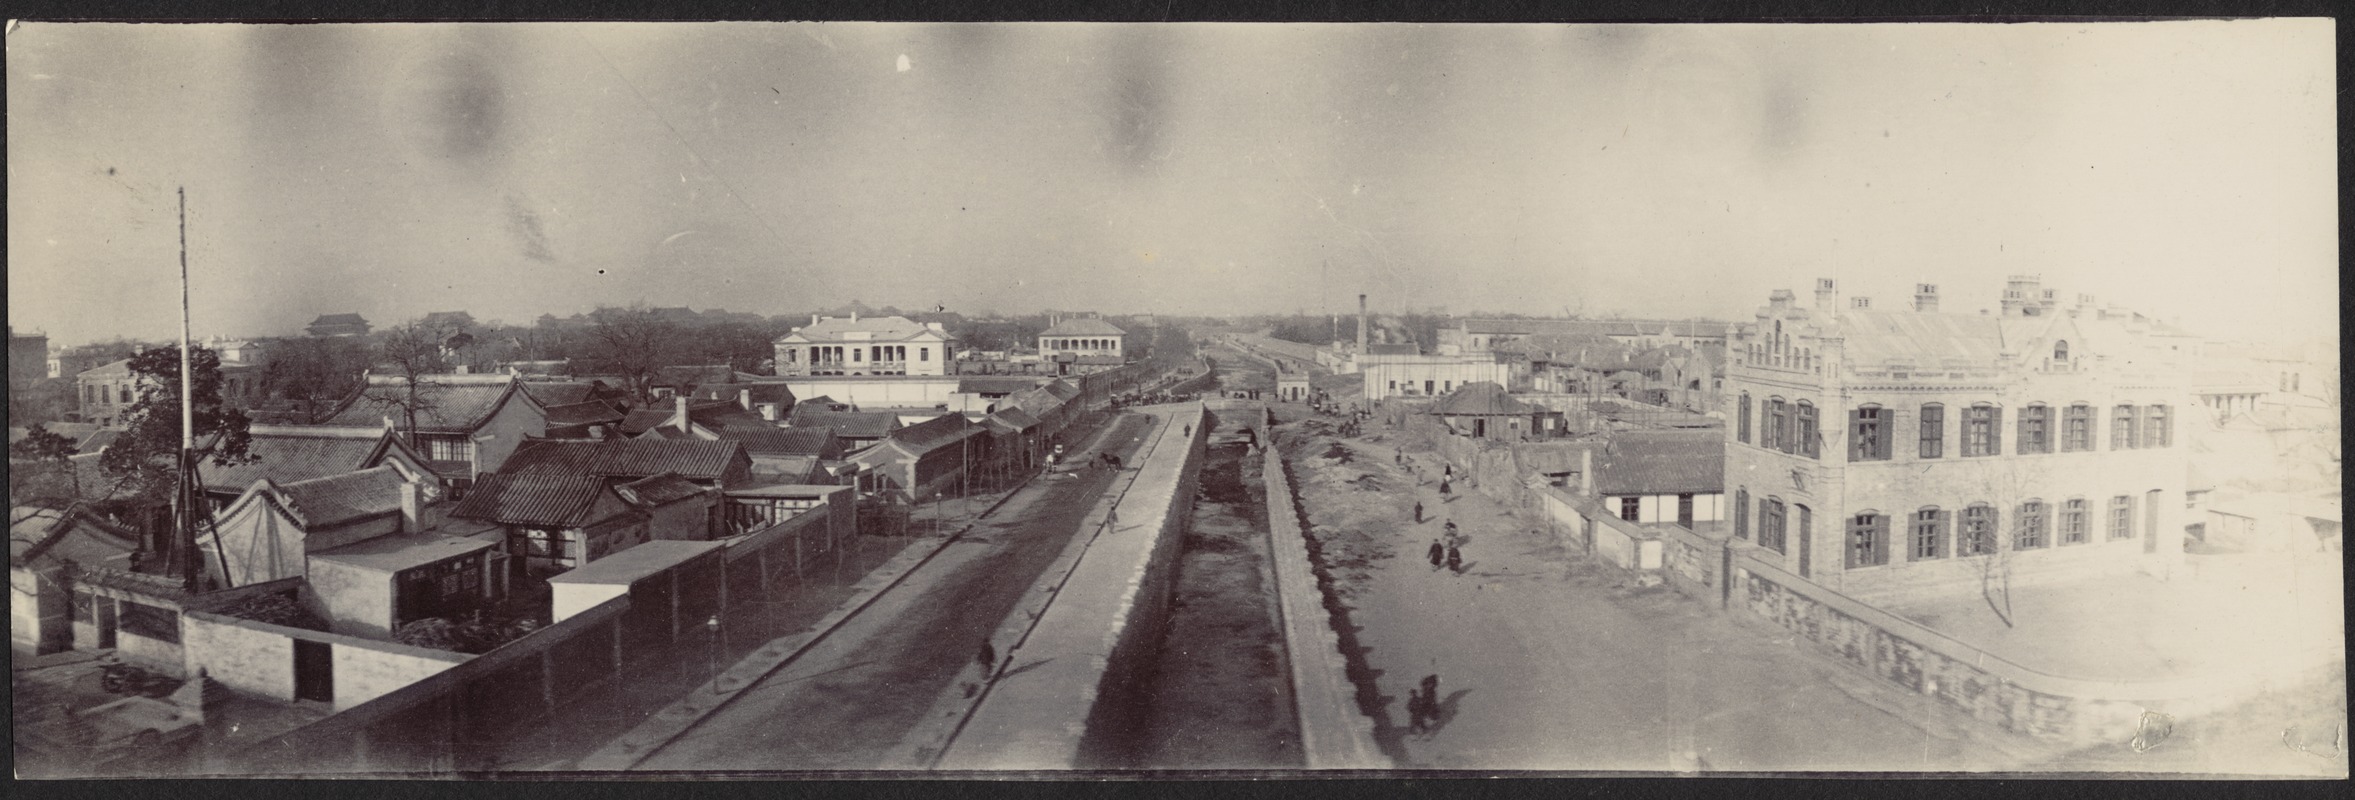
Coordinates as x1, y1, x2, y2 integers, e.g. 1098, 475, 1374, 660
218, 499, 856, 775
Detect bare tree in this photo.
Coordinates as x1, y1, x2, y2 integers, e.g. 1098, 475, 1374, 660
585, 303, 683, 405
260, 335, 369, 423
370, 321, 450, 450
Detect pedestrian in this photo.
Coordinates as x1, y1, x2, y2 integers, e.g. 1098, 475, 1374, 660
1446, 541, 1463, 574
1395, 448, 1404, 465
1427, 538, 1444, 570
1439, 478, 1452, 500
1444, 464, 1454, 479
1421, 673, 1441, 706
1443, 520, 1458, 543
977, 640, 996, 670
1413, 500, 1424, 524
1183, 424, 1191, 438
1406, 687, 1432, 734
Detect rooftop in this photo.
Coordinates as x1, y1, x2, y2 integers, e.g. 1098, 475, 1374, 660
545, 540, 724, 586
1040, 317, 1126, 337
318, 374, 537, 434
311, 532, 494, 574
782, 315, 947, 343
449, 473, 620, 528
274, 466, 412, 528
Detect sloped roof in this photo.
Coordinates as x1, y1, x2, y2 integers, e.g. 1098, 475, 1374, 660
1041, 379, 1081, 401
958, 376, 1045, 395
449, 474, 618, 528
13, 505, 141, 567
77, 359, 134, 379
986, 408, 1040, 433
198, 426, 398, 492
786, 409, 903, 439
1833, 310, 2008, 369
498, 438, 749, 483
1460, 318, 1733, 339
1591, 430, 1725, 495
543, 400, 625, 427
783, 315, 944, 343
889, 413, 984, 453
518, 381, 600, 407
319, 375, 540, 434
275, 466, 409, 528
310, 313, 369, 326
618, 409, 677, 436
760, 427, 838, 457
1041, 317, 1126, 337
616, 472, 707, 507
1430, 382, 1539, 416
694, 381, 797, 407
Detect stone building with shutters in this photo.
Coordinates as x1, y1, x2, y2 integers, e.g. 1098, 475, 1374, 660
1721, 276, 2191, 605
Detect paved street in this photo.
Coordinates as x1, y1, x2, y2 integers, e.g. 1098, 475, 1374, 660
1282, 421, 2057, 772
631, 412, 1155, 771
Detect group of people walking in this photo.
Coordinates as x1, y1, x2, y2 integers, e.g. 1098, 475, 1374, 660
1405, 673, 1446, 735
1428, 521, 1467, 574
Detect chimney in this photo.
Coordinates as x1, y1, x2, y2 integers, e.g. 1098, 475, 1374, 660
1850, 297, 1871, 310
1356, 294, 1369, 354
738, 388, 753, 411
1578, 447, 1594, 496
850, 310, 859, 322
399, 480, 423, 533
2038, 288, 2059, 316
811, 314, 820, 326
1814, 278, 1838, 313
1913, 283, 1940, 313
675, 395, 692, 433
1768, 289, 1795, 311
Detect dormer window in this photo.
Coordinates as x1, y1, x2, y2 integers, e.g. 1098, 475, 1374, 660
2052, 340, 2069, 363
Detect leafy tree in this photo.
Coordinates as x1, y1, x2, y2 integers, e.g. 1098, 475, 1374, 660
95, 345, 255, 516
7, 377, 80, 428
9, 424, 83, 526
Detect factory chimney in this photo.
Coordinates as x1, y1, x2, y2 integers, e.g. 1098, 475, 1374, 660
1356, 294, 1369, 354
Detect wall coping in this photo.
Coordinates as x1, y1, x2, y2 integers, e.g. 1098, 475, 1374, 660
183, 609, 473, 664
1732, 552, 2337, 703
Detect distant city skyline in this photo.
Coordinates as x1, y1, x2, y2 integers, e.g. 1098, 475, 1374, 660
9, 21, 2335, 349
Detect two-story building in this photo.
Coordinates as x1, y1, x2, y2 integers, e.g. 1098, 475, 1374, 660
773, 313, 955, 377
1721, 277, 2190, 606
314, 374, 551, 494
1036, 316, 1128, 376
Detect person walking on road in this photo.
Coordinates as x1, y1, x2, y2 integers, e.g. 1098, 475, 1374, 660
1446, 541, 1463, 574
977, 640, 996, 671
1427, 539, 1445, 570
1443, 520, 1458, 542
1413, 500, 1424, 524
1439, 477, 1453, 501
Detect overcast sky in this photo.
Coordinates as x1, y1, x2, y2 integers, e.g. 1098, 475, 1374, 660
7, 20, 2335, 346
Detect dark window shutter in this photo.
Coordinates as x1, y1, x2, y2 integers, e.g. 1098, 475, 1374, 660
1848, 409, 1865, 462
1989, 407, 2004, 456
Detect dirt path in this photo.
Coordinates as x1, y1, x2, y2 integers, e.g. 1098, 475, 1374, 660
1279, 418, 2060, 772
1127, 440, 1303, 769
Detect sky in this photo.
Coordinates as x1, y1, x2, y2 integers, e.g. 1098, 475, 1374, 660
7, 20, 2336, 347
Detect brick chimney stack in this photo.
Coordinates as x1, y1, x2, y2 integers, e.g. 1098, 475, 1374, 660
675, 394, 692, 433
1814, 278, 1839, 313
1914, 283, 1940, 313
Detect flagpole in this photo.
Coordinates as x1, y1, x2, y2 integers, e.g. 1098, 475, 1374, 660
176, 187, 201, 591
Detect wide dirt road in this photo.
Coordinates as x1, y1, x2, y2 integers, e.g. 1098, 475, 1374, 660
633, 412, 1154, 771
1282, 419, 2057, 772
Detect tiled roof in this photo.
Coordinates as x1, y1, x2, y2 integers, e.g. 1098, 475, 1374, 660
985, 408, 1040, 433
1040, 317, 1126, 337
694, 382, 797, 407
319, 375, 537, 433
518, 381, 599, 407
543, 400, 625, 427
618, 409, 676, 436
958, 376, 1045, 396
449, 473, 617, 528
786, 409, 903, 439
1430, 382, 1539, 416
1591, 430, 1725, 495
199, 427, 394, 493
1041, 380, 1080, 401
310, 313, 369, 326
275, 466, 409, 528
14, 506, 140, 567
616, 472, 707, 507
497, 438, 748, 482
889, 413, 983, 453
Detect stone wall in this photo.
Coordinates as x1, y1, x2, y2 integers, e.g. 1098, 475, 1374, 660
1259, 429, 1389, 768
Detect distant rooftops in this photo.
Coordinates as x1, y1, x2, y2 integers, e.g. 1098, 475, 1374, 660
1040, 317, 1126, 337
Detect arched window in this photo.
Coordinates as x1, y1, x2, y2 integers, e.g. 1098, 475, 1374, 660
1847, 511, 1889, 568
1911, 507, 1946, 560
1960, 503, 1999, 556
2014, 499, 2049, 549
2060, 498, 2090, 544
1963, 403, 2003, 457
1734, 488, 1751, 540
2053, 340, 2069, 363
2063, 403, 2094, 451
2112, 404, 2139, 449
1795, 401, 1819, 458
2108, 495, 2135, 540
1737, 393, 1753, 444
2018, 403, 2051, 454
1918, 403, 1944, 459
1850, 404, 1889, 462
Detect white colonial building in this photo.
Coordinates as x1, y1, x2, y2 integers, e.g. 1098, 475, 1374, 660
774, 313, 955, 377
